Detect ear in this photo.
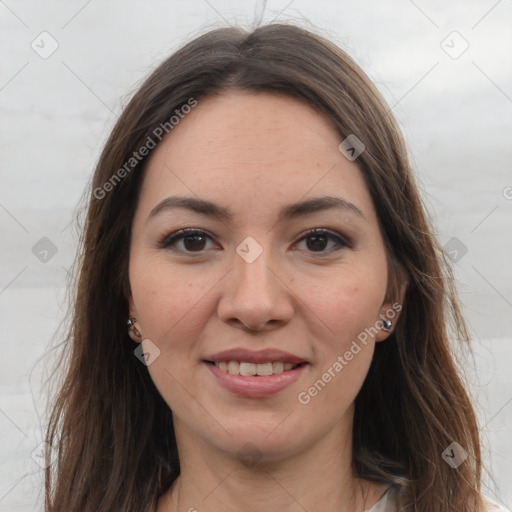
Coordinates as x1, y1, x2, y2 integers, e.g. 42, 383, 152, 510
127, 294, 143, 343
375, 263, 408, 342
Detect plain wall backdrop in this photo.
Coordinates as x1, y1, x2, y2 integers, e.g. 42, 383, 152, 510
1, 0, 511, 510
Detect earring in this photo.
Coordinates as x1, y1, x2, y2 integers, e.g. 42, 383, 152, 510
127, 317, 141, 338
382, 319, 392, 331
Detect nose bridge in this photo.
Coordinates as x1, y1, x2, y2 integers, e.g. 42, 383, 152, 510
232, 237, 277, 300
217, 236, 293, 330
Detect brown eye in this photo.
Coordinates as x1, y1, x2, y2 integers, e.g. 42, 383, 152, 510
295, 228, 350, 254
182, 234, 207, 251
159, 229, 215, 253
305, 234, 329, 252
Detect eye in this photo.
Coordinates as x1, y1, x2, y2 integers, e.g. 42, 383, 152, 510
158, 227, 350, 255
158, 228, 217, 253
294, 228, 350, 254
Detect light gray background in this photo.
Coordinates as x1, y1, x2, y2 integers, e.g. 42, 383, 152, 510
1, 1, 511, 510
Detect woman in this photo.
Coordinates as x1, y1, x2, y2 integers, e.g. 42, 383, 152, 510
45, 23, 508, 512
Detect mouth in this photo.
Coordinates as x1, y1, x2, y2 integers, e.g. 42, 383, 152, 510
204, 360, 308, 377
203, 359, 309, 398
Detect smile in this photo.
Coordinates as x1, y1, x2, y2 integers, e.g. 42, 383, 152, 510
204, 361, 309, 398
209, 360, 302, 376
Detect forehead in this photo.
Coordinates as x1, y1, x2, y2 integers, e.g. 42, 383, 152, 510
138, 91, 376, 224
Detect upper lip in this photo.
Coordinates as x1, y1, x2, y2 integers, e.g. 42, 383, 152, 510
204, 348, 308, 365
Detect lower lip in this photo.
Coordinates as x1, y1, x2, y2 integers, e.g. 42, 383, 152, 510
205, 362, 308, 398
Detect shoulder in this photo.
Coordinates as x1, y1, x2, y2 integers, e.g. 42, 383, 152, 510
482, 494, 511, 512
378, 485, 510, 512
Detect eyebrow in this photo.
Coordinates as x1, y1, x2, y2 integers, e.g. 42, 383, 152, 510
148, 195, 366, 223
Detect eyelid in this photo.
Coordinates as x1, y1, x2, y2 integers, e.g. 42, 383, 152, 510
157, 228, 217, 251
294, 228, 352, 251
158, 227, 352, 256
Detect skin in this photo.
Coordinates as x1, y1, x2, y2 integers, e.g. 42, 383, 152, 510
128, 91, 404, 512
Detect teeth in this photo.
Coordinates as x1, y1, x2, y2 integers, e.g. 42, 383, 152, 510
240, 362, 256, 376
272, 361, 284, 373
257, 362, 273, 376
227, 361, 239, 375
214, 360, 300, 376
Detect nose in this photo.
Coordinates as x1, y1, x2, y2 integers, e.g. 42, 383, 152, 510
217, 245, 294, 333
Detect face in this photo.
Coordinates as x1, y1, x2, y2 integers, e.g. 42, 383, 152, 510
128, 91, 400, 462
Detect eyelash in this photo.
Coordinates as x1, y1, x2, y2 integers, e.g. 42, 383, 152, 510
158, 228, 351, 255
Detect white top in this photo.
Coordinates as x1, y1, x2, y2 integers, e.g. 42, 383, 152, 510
366, 485, 511, 512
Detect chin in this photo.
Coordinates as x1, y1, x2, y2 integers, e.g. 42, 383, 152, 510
201, 415, 318, 464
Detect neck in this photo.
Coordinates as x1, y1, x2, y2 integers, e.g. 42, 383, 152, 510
158, 414, 387, 512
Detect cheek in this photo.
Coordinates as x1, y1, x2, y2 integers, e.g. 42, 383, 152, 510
330, 284, 382, 338
129, 257, 216, 346
303, 265, 387, 346
295, 280, 382, 419
296, 263, 386, 387
129, 259, 216, 411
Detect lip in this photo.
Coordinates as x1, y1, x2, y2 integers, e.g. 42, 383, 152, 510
203, 348, 308, 365
205, 361, 309, 398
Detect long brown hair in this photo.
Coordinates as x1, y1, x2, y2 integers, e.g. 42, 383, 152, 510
45, 23, 483, 511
